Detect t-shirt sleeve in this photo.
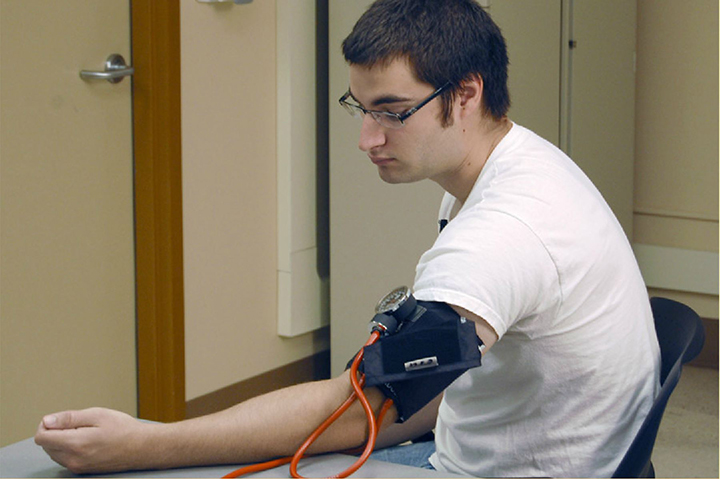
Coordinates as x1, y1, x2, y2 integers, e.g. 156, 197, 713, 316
412, 207, 559, 340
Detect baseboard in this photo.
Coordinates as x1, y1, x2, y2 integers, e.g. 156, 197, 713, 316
186, 350, 331, 419
690, 317, 718, 370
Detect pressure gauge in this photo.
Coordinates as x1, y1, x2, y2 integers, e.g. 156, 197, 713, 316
375, 286, 417, 321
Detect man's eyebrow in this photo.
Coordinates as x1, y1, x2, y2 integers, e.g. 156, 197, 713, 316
348, 88, 412, 108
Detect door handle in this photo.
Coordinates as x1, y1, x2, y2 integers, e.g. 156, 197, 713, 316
80, 54, 134, 84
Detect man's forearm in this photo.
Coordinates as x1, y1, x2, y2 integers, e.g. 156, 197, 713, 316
139, 370, 397, 470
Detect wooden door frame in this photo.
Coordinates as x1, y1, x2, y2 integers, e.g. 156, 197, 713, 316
131, 0, 186, 422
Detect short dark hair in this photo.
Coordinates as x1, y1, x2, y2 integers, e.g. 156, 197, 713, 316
342, 0, 510, 124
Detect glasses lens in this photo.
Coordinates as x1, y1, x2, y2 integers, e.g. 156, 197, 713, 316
341, 101, 363, 119
372, 112, 403, 129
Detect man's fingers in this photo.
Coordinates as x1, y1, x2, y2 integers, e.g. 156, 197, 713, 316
41, 408, 104, 430
36, 420, 83, 449
41, 413, 61, 429
35, 415, 99, 464
42, 411, 79, 430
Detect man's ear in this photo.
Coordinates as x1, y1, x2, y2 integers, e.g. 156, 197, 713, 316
456, 75, 484, 117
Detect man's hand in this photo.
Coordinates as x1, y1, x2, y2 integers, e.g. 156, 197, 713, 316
34, 407, 151, 474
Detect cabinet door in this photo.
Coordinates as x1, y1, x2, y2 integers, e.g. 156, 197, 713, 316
488, 0, 562, 146
490, 0, 636, 237
568, 0, 636, 238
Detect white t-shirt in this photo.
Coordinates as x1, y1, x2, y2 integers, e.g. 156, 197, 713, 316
413, 123, 660, 478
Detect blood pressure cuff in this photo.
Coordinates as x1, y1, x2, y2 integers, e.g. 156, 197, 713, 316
351, 301, 483, 423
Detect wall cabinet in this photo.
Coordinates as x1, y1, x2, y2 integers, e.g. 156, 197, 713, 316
489, 0, 636, 236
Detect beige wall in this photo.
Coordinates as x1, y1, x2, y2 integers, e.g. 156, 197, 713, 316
634, 0, 718, 318
181, 0, 328, 402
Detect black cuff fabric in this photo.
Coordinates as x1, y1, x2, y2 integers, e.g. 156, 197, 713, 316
350, 301, 483, 423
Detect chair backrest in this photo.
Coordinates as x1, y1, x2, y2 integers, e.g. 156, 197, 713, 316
612, 297, 705, 478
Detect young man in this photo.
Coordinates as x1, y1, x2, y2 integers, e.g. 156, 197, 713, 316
35, 1, 659, 476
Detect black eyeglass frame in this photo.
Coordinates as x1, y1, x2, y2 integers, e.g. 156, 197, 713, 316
338, 82, 453, 129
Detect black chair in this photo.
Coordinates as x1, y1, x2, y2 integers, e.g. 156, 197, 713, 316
612, 297, 706, 478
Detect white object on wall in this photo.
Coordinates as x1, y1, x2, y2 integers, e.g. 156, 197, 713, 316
633, 244, 719, 296
276, 0, 325, 337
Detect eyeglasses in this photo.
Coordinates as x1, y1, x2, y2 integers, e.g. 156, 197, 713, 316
338, 82, 452, 129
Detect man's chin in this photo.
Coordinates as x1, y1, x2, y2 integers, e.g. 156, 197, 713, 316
377, 169, 419, 185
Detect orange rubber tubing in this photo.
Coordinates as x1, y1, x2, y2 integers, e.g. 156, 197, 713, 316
222, 331, 393, 479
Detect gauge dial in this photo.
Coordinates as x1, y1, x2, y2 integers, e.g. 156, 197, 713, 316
375, 286, 411, 315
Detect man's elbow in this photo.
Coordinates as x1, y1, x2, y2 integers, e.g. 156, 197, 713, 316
318, 372, 398, 450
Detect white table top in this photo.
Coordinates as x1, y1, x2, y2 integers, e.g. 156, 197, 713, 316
0, 437, 465, 478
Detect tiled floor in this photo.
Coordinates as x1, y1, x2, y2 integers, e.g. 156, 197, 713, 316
652, 365, 719, 478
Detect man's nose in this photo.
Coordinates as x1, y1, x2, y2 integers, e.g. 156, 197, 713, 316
358, 114, 386, 152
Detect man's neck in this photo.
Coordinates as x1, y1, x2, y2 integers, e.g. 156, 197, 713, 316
438, 117, 512, 205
